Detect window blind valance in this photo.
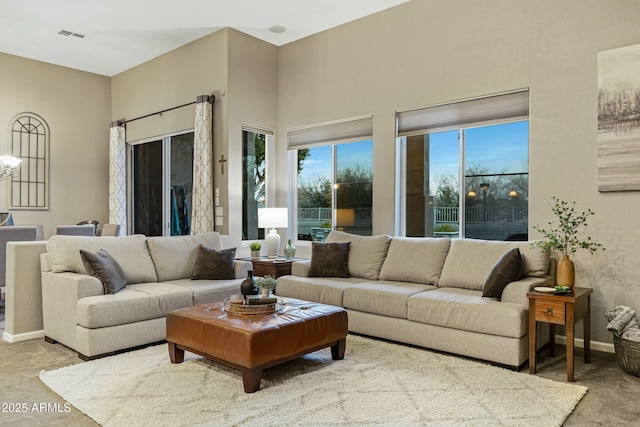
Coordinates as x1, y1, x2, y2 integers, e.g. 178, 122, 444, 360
397, 90, 529, 137
242, 124, 274, 136
287, 115, 373, 149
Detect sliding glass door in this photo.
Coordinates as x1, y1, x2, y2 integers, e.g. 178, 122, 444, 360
130, 132, 194, 236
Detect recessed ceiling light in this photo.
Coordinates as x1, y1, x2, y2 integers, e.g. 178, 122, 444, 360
268, 25, 287, 34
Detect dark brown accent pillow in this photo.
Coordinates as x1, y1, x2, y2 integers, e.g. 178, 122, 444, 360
482, 248, 524, 299
308, 242, 351, 278
191, 245, 236, 280
80, 249, 127, 295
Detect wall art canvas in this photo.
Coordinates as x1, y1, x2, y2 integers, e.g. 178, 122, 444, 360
597, 43, 640, 191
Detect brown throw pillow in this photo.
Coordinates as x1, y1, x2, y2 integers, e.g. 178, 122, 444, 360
192, 245, 236, 280
80, 249, 127, 295
482, 248, 523, 299
308, 242, 351, 278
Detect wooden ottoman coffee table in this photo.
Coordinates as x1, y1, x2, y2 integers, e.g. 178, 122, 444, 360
166, 297, 348, 393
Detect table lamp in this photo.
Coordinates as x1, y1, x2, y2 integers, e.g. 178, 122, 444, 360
258, 207, 288, 258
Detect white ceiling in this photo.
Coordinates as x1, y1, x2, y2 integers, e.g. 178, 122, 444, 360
0, 0, 410, 76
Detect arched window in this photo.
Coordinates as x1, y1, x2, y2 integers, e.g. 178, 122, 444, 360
10, 113, 50, 210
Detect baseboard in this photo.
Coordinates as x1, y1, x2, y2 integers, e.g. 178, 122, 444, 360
3, 329, 45, 343
554, 336, 615, 353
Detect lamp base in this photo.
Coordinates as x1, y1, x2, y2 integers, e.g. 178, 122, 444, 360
265, 228, 281, 258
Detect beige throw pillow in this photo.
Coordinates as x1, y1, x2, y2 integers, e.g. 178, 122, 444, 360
379, 237, 451, 285
326, 231, 391, 280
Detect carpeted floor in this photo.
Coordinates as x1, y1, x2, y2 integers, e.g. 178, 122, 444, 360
1, 307, 640, 426
38, 335, 586, 426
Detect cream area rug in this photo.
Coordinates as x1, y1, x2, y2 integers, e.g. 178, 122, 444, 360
40, 335, 586, 427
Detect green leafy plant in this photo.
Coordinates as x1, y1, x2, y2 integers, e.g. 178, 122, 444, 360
320, 221, 332, 228
255, 275, 278, 290
249, 242, 261, 251
531, 197, 605, 256
434, 224, 457, 232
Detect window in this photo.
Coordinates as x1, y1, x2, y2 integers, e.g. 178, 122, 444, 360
129, 132, 193, 236
289, 116, 374, 242
242, 128, 269, 240
397, 90, 529, 241
10, 113, 50, 210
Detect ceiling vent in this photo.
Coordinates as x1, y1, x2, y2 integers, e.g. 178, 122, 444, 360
58, 30, 86, 39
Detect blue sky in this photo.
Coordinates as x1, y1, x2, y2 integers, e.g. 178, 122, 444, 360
297, 121, 528, 185
429, 121, 529, 181
298, 139, 373, 182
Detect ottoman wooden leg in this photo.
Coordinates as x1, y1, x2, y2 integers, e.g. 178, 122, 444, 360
241, 367, 263, 393
168, 342, 184, 364
331, 338, 346, 360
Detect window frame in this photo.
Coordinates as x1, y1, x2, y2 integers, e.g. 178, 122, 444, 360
126, 129, 195, 236
396, 90, 530, 239
9, 112, 50, 211
241, 125, 274, 242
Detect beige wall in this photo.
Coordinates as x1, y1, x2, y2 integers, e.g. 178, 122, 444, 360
111, 28, 277, 243
276, 0, 640, 343
0, 53, 110, 237
227, 30, 279, 243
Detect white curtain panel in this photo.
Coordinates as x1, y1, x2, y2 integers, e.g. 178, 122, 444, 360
108, 121, 127, 235
191, 95, 215, 235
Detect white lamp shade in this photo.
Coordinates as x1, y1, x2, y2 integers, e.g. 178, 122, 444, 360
258, 208, 288, 228
0, 155, 22, 168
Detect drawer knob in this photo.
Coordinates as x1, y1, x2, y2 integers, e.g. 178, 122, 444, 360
546, 308, 554, 316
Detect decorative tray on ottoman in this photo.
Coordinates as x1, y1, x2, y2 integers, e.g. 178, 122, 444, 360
223, 297, 283, 315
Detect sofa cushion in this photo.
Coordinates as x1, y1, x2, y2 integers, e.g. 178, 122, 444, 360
308, 242, 351, 277
276, 275, 362, 307
76, 282, 193, 329
147, 232, 224, 281
326, 231, 391, 280
47, 235, 157, 284
343, 281, 436, 319
407, 287, 528, 338
80, 249, 127, 295
482, 248, 523, 299
165, 278, 243, 305
191, 245, 236, 280
439, 239, 549, 291
379, 237, 450, 285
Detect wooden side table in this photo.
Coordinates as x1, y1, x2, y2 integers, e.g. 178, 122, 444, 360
528, 286, 592, 382
240, 257, 300, 278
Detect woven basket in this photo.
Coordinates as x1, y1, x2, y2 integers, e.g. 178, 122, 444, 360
613, 334, 640, 377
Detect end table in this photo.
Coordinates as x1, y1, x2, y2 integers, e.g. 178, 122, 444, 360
240, 257, 300, 278
527, 286, 592, 382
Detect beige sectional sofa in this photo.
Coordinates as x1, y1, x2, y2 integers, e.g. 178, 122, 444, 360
276, 231, 554, 368
41, 232, 250, 359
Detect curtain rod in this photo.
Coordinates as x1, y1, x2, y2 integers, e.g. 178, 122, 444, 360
121, 94, 216, 125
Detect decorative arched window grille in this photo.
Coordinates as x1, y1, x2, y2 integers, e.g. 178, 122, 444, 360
10, 113, 50, 210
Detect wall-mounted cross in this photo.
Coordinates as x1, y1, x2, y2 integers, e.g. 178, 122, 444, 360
218, 154, 227, 175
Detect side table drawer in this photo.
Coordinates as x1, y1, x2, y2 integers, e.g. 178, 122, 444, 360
534, 300, 566, 325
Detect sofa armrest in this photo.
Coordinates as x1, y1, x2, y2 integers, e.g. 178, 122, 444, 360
292, 260, 311, 277
500, 275, 554, 306
234, 260, 253, 279
41, 271, 103, 346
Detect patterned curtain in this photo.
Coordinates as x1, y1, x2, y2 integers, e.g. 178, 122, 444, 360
109, 120, 127, 235
191, 95, 215, 235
